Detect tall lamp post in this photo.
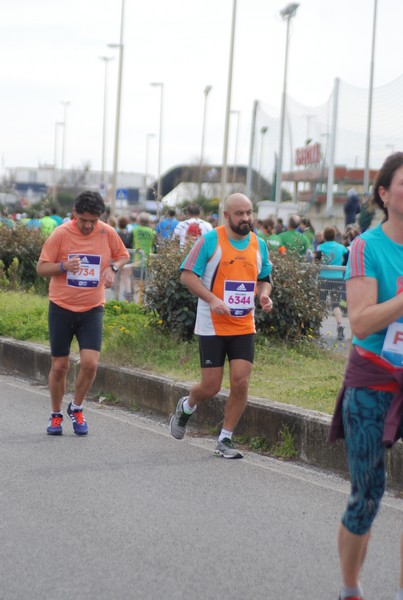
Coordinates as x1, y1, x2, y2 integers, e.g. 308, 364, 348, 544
99, 56, 114, 188
230, 109, 240, 184
60, 100, 70, 173
274, 2, 299, 212
53, 121, 64, 203
198, 85, 212, 198
363, 0, 378, 193
258, 126, 268, 199
219, 0, 237, 224
144, 133, 155, 205
109, 0, 125, 216
150, 82, 164, 213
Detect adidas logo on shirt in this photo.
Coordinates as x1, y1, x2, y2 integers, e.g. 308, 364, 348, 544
236, 283, 247, 291
80, 256, 90, 263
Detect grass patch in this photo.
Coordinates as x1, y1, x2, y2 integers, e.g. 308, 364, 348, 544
0, 292, 346, 415
271, 425, 298, 459
234, 427, 298, 459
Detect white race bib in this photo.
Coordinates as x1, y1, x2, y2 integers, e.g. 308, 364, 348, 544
381, 320, 403, 367
66, 254, 101, 288
223, 280, 255, 317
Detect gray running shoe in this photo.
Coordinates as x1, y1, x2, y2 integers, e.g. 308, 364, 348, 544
169, 396, 192, 439
214, 438, 243, 459
337, 325, 345, 340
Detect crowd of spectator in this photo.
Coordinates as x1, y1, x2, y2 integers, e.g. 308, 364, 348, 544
1, 192, 377, 313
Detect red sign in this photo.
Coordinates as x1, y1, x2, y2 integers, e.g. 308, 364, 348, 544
295, 143, 321, 166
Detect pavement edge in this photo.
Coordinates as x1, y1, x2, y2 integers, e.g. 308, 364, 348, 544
1, 336, 403, 490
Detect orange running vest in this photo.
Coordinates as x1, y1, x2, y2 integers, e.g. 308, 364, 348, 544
203, 226, 260, 335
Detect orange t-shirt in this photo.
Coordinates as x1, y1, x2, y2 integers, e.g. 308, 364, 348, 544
39, 219, 129, 312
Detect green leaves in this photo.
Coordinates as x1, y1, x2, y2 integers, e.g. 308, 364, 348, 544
0, 226, 46, 291
145, 241, 197, 341
256, 252, 326, 342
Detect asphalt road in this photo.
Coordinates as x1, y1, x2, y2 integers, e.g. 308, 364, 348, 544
1, 371, 402, 600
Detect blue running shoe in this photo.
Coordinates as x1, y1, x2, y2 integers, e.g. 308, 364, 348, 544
47, 413, 63, 435
67, 403, 88, 436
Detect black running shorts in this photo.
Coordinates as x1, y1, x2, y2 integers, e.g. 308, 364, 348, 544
198, 333, 255, 368
48, 301, 104, 357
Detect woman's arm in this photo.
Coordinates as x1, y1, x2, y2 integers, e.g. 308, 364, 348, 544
347, 276, 403, 339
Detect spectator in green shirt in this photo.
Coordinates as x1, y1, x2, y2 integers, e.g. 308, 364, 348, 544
262, 217, 282, 253
132, 212, 156, 265
40, 210, 57, 237
298, 217, 315, 250
278, 215, 309, 256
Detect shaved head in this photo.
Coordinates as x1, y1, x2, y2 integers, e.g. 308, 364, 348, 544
224, 193, 252, 212
224, 193, 254, 238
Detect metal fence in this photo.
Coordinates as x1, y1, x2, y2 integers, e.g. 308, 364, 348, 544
106, 255, 347, 336
317, 265, 347, 315
110, 249, 156, 305
109, 255, 347, 318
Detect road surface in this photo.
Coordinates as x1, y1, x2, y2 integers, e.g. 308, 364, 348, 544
0, 371, 401, 600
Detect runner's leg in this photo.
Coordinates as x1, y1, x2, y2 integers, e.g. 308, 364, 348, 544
73, 349, 100, 406
223, 359, 253, 431
48, 356, 69, 412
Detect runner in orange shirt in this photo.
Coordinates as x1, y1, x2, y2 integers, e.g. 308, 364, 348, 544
169, 193, 273, 458
36, 191, 129, 436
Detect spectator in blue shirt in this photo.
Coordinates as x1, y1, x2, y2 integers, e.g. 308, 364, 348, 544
315, 225, 348, 340
155, 208, 179, 242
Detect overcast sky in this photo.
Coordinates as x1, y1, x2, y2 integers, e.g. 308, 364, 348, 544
1, 0, 402, 179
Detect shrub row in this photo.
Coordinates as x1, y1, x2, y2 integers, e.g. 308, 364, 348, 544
145, 240, 326, 342
0, 227, 327, 343
0, 225, 47, 292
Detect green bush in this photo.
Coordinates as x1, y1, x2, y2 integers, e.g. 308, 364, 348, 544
0, 225, 46, 291
144, 240, 197, 341
255, 252, 326, 341
145, 240, 326, 342
0, 293, 49, 340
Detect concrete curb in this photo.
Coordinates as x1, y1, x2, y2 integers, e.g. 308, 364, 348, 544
2, 336, 403, 490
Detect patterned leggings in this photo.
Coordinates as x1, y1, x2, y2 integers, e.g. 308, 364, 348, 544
341, 386, 394, 535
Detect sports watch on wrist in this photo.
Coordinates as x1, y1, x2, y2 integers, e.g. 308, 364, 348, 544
110, 264, 118, 274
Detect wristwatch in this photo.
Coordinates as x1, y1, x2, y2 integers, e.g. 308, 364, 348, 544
110, 264, 118, 274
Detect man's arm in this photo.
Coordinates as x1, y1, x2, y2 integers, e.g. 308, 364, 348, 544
181, 270, 231, 315
36, 256, 81, 278
256, 279, 273, 313
111, 256, 130, 270
102, 253, 130, 289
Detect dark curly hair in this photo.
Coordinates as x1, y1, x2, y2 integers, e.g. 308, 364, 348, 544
373, 152, 403, 220
74, 191, 105, 216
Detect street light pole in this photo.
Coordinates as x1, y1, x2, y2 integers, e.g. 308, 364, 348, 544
53, 121, 64, 203
258, 126, 268, 199
219, 0, 237, 224
60, 100, 70, 173
363, 0, 378, 193
109, 0, 125, 216
99, 56, 114, 187
230, 109, 240, 184
150, 82, 164, 214
198, 85, 212, 198
274, 3, 299, 212
144, 133, 155, 205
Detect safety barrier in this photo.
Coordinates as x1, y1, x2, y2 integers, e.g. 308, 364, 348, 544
317, 265, 347, 315
111, 249, 157, 304
109, 255, 347, 319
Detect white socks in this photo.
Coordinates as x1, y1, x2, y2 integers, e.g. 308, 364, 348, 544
219, 429, 233, 442
182, 398, 196, 415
